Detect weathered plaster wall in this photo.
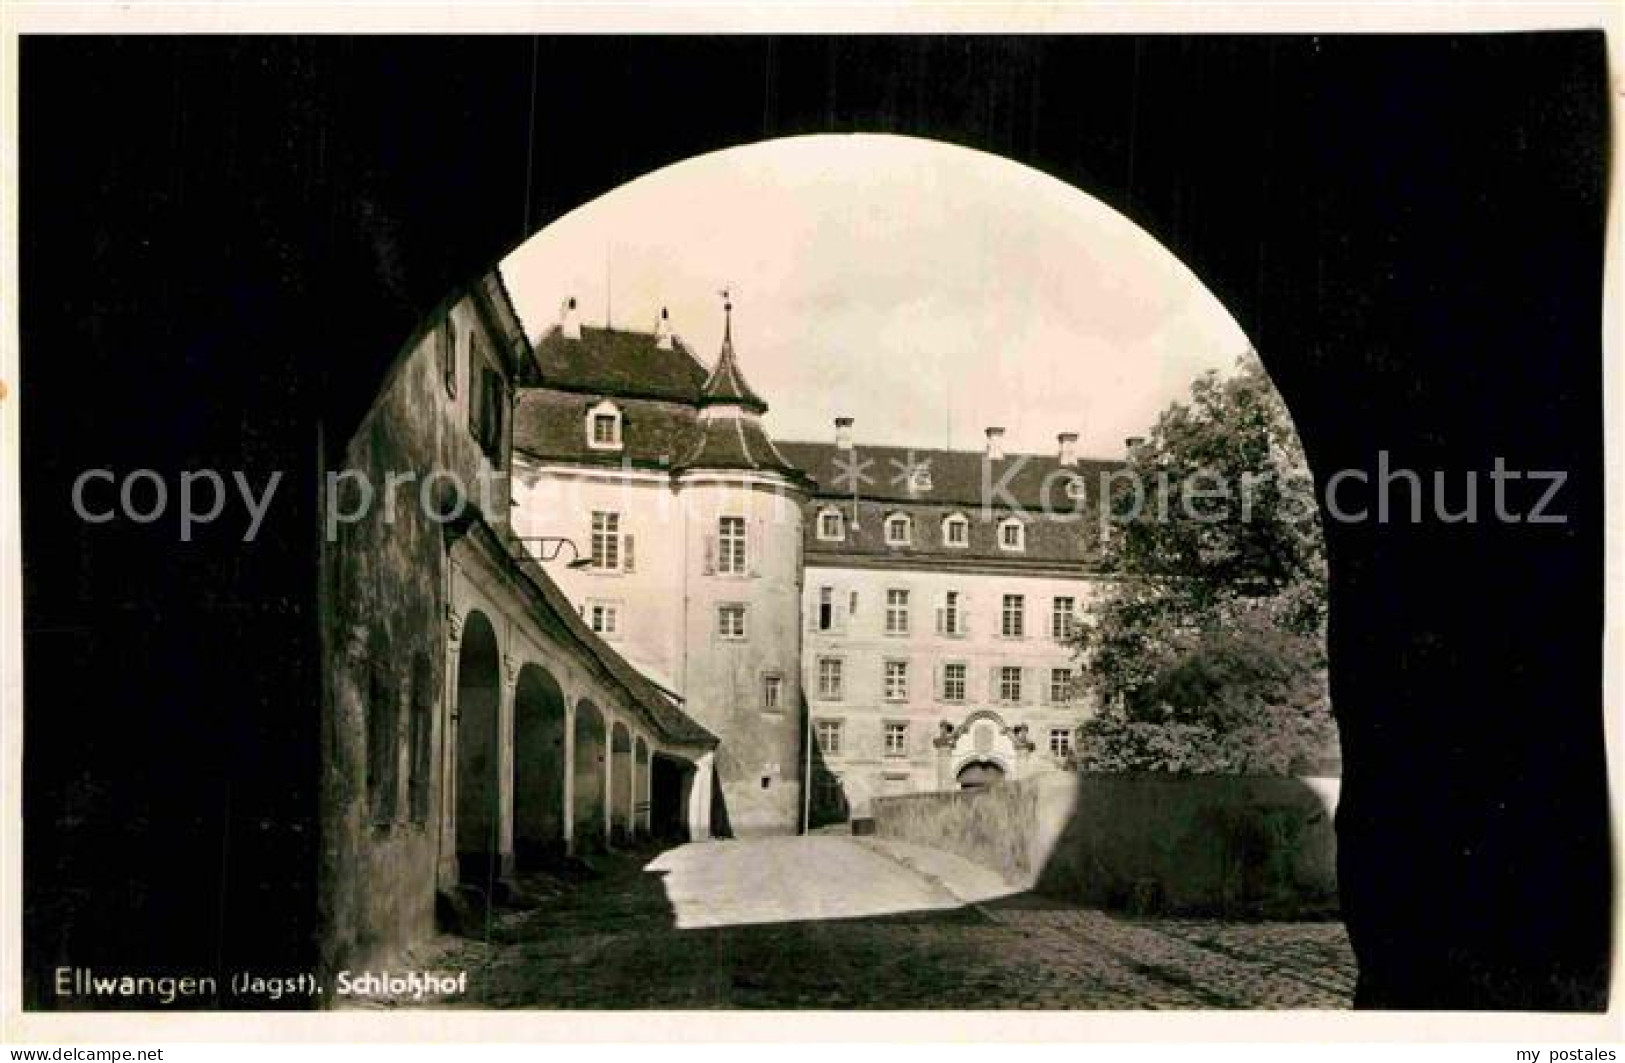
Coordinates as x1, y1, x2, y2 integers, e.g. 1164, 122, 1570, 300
320, 295, 514, 976
680, 479, 806, 836
874, 773, 1341, 918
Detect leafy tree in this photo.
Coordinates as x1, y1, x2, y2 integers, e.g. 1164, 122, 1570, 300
1072, 352, 1338, 775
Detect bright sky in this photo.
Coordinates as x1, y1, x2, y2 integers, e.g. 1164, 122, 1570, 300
501, 134, 1250, 460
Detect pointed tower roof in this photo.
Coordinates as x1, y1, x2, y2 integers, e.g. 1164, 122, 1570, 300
673, 294, 806, 484
697, 296, 768, 414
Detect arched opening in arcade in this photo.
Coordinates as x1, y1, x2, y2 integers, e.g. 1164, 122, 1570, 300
453, 610, 501, 885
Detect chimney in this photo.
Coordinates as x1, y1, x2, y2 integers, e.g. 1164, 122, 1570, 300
654, 307, 674, 350
834, 416, 854, 450
1125, 435, 1146, 453
985, 426, 1006, 461
1057, 431, 1079, 466
561, 296, 582, 341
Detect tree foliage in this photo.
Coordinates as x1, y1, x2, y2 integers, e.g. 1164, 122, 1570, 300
1073, 352, 1338, 775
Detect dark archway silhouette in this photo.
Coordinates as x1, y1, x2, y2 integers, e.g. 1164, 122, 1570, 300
634, 737, 651, 838
956, 760, 1006, 790
610, 723, 634, 846
513, 663, 567, 868
453, 611, 501, 884
572, 700, 608, 854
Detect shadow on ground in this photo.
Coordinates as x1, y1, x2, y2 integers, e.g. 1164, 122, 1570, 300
404, 840, 1355, 1010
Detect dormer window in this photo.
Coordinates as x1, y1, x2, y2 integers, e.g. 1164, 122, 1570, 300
586, 400, 623, 451
816, 507, 845, 542
1064, 476, 1088, 501
942, 513, 969, 548
884, 513, 913, 547
908, 467, 933, 492
998, 517, 1026, 552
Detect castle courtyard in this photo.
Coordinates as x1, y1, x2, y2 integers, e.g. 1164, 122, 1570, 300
376, 836, 1355, 1010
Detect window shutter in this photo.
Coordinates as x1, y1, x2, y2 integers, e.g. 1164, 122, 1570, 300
961, 593, 972, 636
702, 535, 715, 575
933, 663, 945, 702
1043, 604, 1053, 639
989, 667, 1001, 702
1022, 667, 1035, 704
623, 534, 636, 573
749, 517, 764, 578
806, 600, 819, 632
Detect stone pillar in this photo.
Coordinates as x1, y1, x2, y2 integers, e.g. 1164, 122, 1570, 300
437, 606, 463, 888
497, 653, 518, 879
933, 721, 958, 790
602, 715, 616, 849
561, 698, 576, 855
1011, 723, 1036, 783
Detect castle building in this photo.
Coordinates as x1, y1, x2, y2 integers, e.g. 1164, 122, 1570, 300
779, 426, 1114, 818
511, 300, 810, 837
511, 298, 1116, 831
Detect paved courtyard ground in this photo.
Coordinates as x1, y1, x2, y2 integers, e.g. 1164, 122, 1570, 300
390, 835, 1356, 1010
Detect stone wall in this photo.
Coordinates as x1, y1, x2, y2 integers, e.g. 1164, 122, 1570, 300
873, 773, 1341, 918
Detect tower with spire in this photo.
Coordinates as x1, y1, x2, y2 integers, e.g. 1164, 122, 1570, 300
672, 292, 809, 836
511, 290, 810, 838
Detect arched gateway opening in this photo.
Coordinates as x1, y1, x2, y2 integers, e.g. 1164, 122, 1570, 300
650, 753, 694, 843
453, 610, 501, 884
513, 664, 567, 868
572, 699, 607, 853
956, 760, 1006, 791
610, 723, 634, 845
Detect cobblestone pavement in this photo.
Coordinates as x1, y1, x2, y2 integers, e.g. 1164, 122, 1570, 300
388, 837, 1355, 1010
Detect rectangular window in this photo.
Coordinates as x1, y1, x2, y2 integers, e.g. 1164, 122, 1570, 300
941, 590, 963, 635
718, 604, 747, 640
590, 603, 619, 636
441, 323, 458, 398
884, 722, 909, 757
1002, 594, 1026, 638
884, 660, 909, 702
816, 719, 843, 755
944, 517, 968, 546
1000, 665, 1023, 703
366, 665, 399, 825
1050, 668, 1073, 704
943, 662, 967, 703
590, 511, 621, 570
1052, 597, 1076, 640
818, 586, 835, 631
718, 516, 747, 574
592, 412, 618, 445
817, 657, 844, 700
408, 655, 433, 824
763, 673, 783, 712
819, 511, 843, 540
1049, 727, 1074, 758
885, 588, 910, 635
468, 346, 504, 460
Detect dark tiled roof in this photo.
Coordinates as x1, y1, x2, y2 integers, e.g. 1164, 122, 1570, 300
673, 413, 806, 479
527, 324, 708, 403
697, 315, 767, 413
776, 441, 1120, 510
802, 496, 1104, 567
514, 390, 700, 468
